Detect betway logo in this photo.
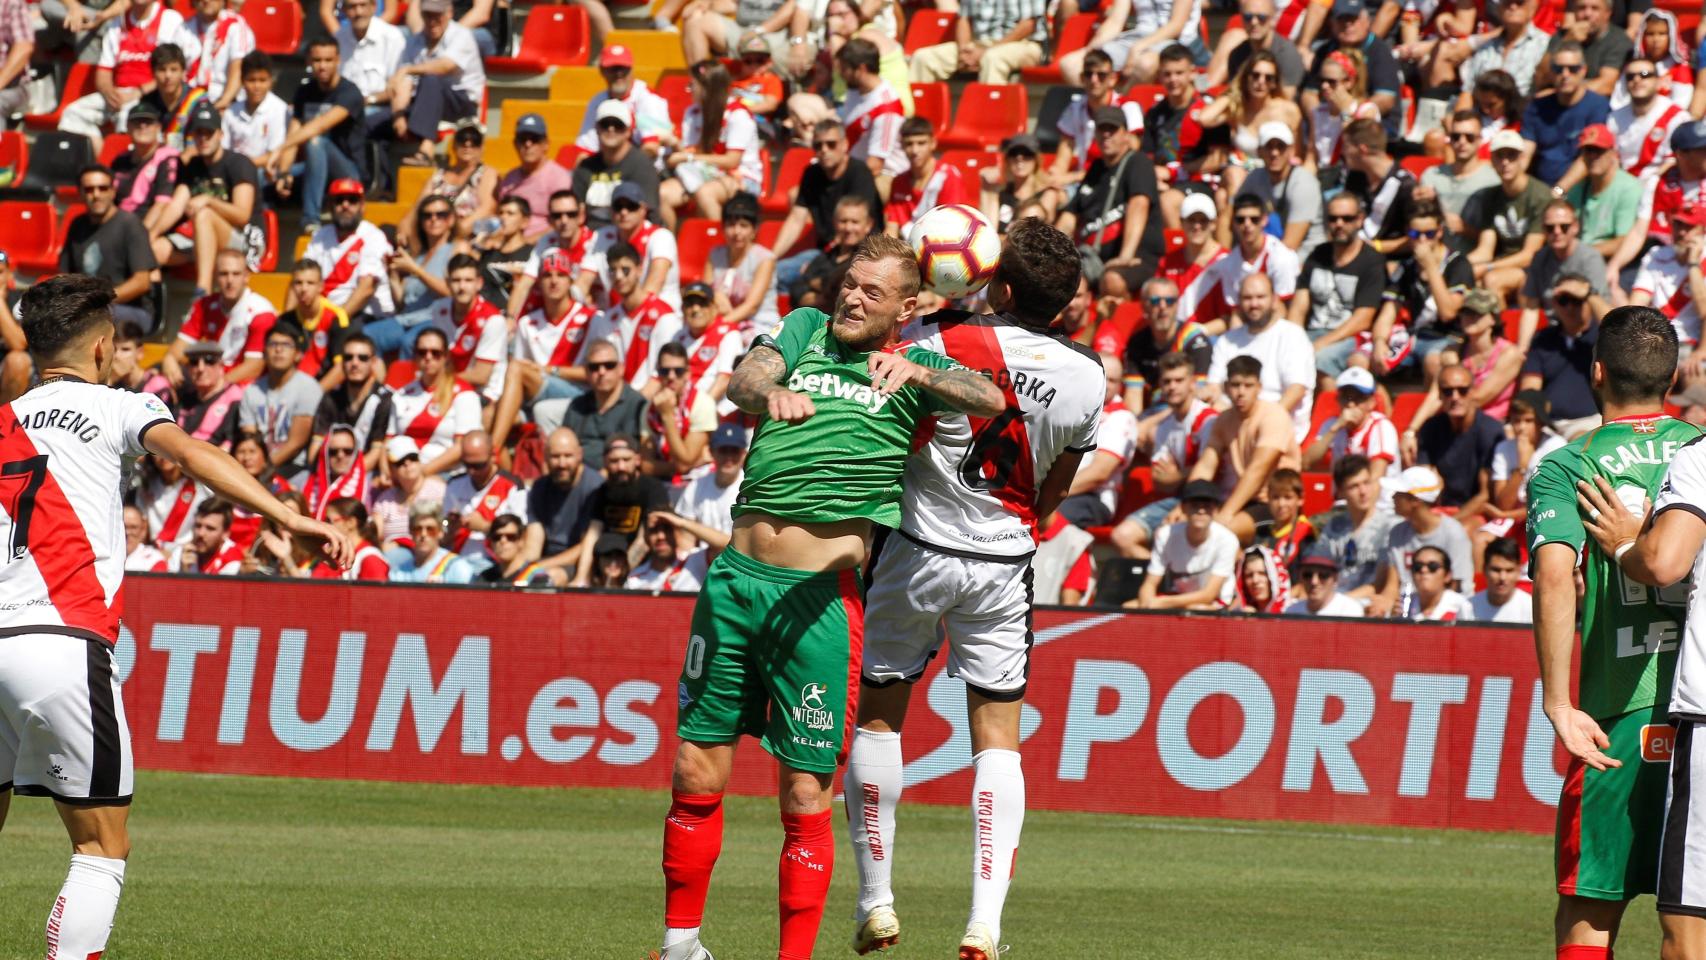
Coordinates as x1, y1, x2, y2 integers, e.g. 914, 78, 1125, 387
786, 370, 891, 413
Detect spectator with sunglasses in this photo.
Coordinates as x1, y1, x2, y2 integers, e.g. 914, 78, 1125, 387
1520, 269, 1605, 437
1241, 123, 1323, 261
1631, 204, 1706, 385
561, 339, 649, 466
605, 242, 684, 392
1556, 60, 1688, 202
1177, 193, 1299, 331
1375, 466, 1473, 612
1371, 199, 1473, 381
1290, 193, 1386, 386
1284, 551, 1365, 618
389, 500, 474, 584
1050, 48, 1144, 188
477, 513, 565, 586
641, 341, 717, 481
768, 118, 883, 295
1417, 111, 1498, 238
1122, 277, 1211, 407
507, 192, 600, 322
310, 333, 392, 472
444, 430, 527, 570
63, 165, 159, 331
399, 123, 497, 248
1401, 546, 1475, 620
1518, 201, 1609, 344
380, 194, 457, 343
1205, 0, 1304, 98
1410, 363, 1503, 516
572, 104, 663, 232
498, 113, 576, 241
575, 46, 671, 160
175, 340, 245, 450
1521, 41, 1611, 187
371, 436, 447, 547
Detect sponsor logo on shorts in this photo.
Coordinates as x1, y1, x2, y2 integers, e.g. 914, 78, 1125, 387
678, 681, 694, 710
792, 682, 834, 732
1643, 724, 1677, 763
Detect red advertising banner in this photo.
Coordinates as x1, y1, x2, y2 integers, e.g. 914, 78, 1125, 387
114, 576, 1569, 834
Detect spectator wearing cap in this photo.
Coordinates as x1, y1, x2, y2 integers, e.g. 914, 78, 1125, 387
1417, 111, 1499, 238
1300, 0, 1401, 133
1313, 453, 1397, 609
730, 31, 785, 119
1197, 50, 1303, 203
239, 321, 325, 482
1462, 128, 1550, 307
496, 112, 576, 241
112, 99, 180, 222
909, 0, 1045, 84
224, 53, 291, 172
1609, 121, 1706, 294
174, 339, 245, 449
1241, 122, 1324, 261
1375, 465, 1474, 611
1517, 200, 1609, 343
1305, 367, 1399, 475
1563, 123, 1643, 262
1284, 551, 1365, 617
1519, 267, 1603, 437
526, 427, 605, 576
389, 500, 474, 584
1409, 362, 1503, 515
769, 118, 884, 295
575, 45, 672, 160
1288, 192, 1384, 385
675, 422, 747, 536
1556, 59, 1689, 203
589, 533, 633, 587
1205, 0, 1304, 97
131, 44, 194, 152
642, 340, 718, 481
707, 192, 780, 337
165, 247, 275, 389
295, 178, 395, 338
677, 277, 744, 403
265, 39, 369, 230
488, 248, 619, 452
569, 435, 672, 587
335, 0, 406, 120
592, 182, 682, 309
1129, 479, 1241, 610
182, 0, 254, 110
1195, 352, 1304, 544
984, 133, 1064, 230
148, 100, 262, 295
57, 0, 200, 149
1213, 274, 1316, 442
1177, 192, 1299, 331
443, 430, 528, 571
477, 513, 565, 586
386, 0, 486, 168
1050, 48, 1145, 188
1156, 194, 1223, 297
372, 435, 448, 547
1454, 0, 1548, 99
399, 0, 498, 56
571, 104, 664, 232
504, 190, 598, 320
1057, 104, 1165, 304
1371, 198, 1474, 382
1522, 40, 1611, 187
883, 117, 972, 240
558, 337, 649, 466
62, 165, 160, 331
1469, 537, 1533, 623
1631, 202, 1706, 384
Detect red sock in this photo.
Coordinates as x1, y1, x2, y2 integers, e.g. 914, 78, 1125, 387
777, 809, 835, 960
662, 792, 724, 928
1558, 946, 1612, 960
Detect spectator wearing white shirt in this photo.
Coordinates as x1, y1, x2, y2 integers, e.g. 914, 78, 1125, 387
1304, 367, 1398, 476
1110, 351, 1216, 561
58, 0, 200, 149
1059, 354, 1140, 528
1209, 272, 1316, 441
295, 179, 394, 327
387, 0, 486, 167
336, 0, 406, 121
1404, 544, 1476, 621
1469, 537, 1533, 623
224, 52, 290, 166
443, 431, 529, 570
1479, 389, 1567, 549
1130, 479, 1241, 610
1177, 192, 1299, 329
575, 45, 672, 158
624, 516, 712, 593
674, 423, 747, 536
1283, 551, 1365, 617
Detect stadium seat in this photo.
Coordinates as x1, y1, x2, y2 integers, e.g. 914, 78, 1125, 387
397, 165, 434, 207
938, 83, 1028, 151
0, 130, 25, 187
1163, 228, 1185, 254
1391, 392, 1426, 431
760, 146, 813, 217
602, 29, 687, 71
245, 0, 303, 56
250, 271, 291, 308
758, 217, 815, 257
1021, 12, 1100, 84
1302, 472, 1335, 516
1400, 154, 1443, 178
1124, 84, 1165, 112
24, 62, 96, 131
1308, 391, 1340, 444
1034, 86, 1084, 155
556, 143, 585, 169
11, 132, 94, 201
909, 82, 951, 138
1501, 307, 1546, 342
256, 209, 279, 273
941, 149, 1001, 180
655, 73, 695, 126
0, 202, 59, 273
486, 4, 591, 72
385, 359, 418, 388
676, 219, 722, 284
96, 132, 131, 168
903, 10, 957, 54
1109, 299, 1144, 337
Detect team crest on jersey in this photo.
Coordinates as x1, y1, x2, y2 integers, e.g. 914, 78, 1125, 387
344, 251, 359, 266
792, 682, 833, 731
314, 330, 328, 348
461, 334, 475, 350
697, 346, 716, 361
638, 327, 652, 341
484, 494, 500, 510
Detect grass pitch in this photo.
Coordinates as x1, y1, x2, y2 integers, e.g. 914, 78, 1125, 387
0, 770, 1653, 958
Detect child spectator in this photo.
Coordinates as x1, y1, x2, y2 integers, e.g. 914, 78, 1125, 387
1469, 538, 1533, 623
1254, 468, 1315, 571
1304, 367, 1399, 476
1233, 545, 1291, 614
1130, 479, 1241, 610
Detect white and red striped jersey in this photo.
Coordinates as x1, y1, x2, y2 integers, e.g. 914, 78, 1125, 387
305, 221, 395, 314
677, 315, 743, 403
840, 80, 907, 178
1151, 398, 1217, 473
436, 295, 509, 402
681, 98, 765, 188
178, 288, 277, 372
1612, 100, 1688, 186
610, 294, 684, 390
1640, 167, 1706, 244
1177, 235, 1299, 325
1328, 409, 1401, 474
171, 538, 243, 575
1081, 398, 1141, 516
388, 379, 482, 464
884, 163, 974, 235
443, 469, 528, 559
183, 8, 254, 100
1056, 93, 1144, 169
588, 221, 681, 310
513, 300, 618, 370
345, 542, 391, 581
1634, 243, 1706, 345
896, 310, 1105, 557
522, 224, 599, 281
138, 473, 208, 550
0, 381, 174, 645
125, 541, 168, 572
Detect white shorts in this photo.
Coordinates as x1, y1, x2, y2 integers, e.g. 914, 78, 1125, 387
862, 533, 1033, 700
0, 633, 134, 804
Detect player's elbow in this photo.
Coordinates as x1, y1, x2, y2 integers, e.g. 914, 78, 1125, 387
962, 380, 1006, 418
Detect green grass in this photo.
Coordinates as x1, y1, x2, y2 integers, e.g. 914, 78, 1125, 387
0, 770, 1658, 958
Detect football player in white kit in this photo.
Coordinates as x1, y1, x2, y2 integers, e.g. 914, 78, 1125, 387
0, 276, 355, 960
847, 219, 1106, 960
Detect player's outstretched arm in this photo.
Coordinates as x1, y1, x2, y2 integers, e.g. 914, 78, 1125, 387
1578, 475, 1705, 586
1533, 541, 1618, 770
145, 422, 357, 569
728, 345, 815, 423
866, 351, 1004, 417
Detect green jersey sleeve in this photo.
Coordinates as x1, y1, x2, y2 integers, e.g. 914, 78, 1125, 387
752, 308, 831, 372
899, 344, 968, 416
1527, 448, 1587, 571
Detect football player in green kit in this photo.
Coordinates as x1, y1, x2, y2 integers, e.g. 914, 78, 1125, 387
654, 233, 1006, 960
1527, 304, 1701, 960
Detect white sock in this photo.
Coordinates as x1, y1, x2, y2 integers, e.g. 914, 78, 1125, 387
844, 728, 902, 921
967, 749, 1024, 945
46, 853, 125, 960
661, 926, 700, 959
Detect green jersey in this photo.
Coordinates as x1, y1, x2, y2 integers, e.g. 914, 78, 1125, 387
1527, 415, 1705, 720
734, 308, 962, 527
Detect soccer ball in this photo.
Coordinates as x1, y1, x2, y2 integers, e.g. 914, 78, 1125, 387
908, 204, 1001, 299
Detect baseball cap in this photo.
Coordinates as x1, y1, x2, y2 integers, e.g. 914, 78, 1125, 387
127, 99, 162, 124
595, 99, 632, 129
1335, 367, 1376, 396
1578, 123, 1615, 150
1674, 120, 1706, 152
417, 0, 451, 12
1181, 193, 1216, 221
328, 178, 364, 199
514, 113, 548, 139
1675, 203, 1706, 228
386, 436, 422, 462
1179, 479, 1226, 504
539, 249, 575, 276
1460, 287, 1502, 317
711, 422, 748, 451
182, 340, 223, 358
599, 44, 635, 68
737, 31, 771, 56
611, 181, 648, 208
1297, 550, 1339, 573
185, 102, 221, 134
681, 281, 714, 304
1488, 129, 1526, 154
1330, 0, 1367, 17
1379, 465, 1444, 504
1091, 105, 1127, 129
1257, 121, 1293, 147
1002, 132, 1042, 156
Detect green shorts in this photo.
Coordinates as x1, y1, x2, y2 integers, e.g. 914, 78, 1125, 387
676, 548, 865, 775
1556, 704, 1675, 900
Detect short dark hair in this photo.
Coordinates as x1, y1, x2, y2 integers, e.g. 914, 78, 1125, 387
548, 188, 578, 208
114, 321, 146, 346
1267, 468, 1303, 496
151, 43, 186, 70
1414, 544, 1450, 571
722, 191, 759, 226
1448, 108, 1480, 127
268, 318, 307, 352
196, 498, 234, 528
447, 252, 480, 275
1483, 537, 1521, 567
606, 241, 641, 267
995, 218, 1082, 327
835, 37, 880, 74
1084, 48, 1114, 73
490, 512, 525, 537
292, 259, 323, 278
1231, 192, 1269, 217
341, 332, 375, 355
1225, 354, 1263, 381
501, 194, 531, 216
240, 51, 274, 76
1595, 305, 1678, 405
1158, 43, 1193, 66
78, 164, 114, 186
1409, 196, 1445, 224
307, 37, 340, 56
1553, 39, 1586, 61
327, 497, 368, 526
1333, 452, 1372, 490
658, 341, 689, 362
1342, 117, 1386, 153
1157, 351, 1194, 375
900, 115, 934, 140
20, 274, 117, 364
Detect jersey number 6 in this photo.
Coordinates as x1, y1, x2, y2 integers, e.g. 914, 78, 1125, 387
958, 408, 1024, 492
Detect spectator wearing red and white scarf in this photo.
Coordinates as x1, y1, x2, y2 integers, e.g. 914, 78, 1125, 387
303, 424, 370, 519
171, 499, 245, 575
443, 430, 528, 567
137, 452, 209, 551
182, 0, 254, 108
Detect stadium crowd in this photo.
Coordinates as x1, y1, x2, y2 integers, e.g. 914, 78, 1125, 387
3, 0, 1700, 620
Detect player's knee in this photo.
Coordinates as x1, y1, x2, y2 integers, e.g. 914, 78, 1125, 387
778, 770, 829, 815
671, 748, 724, 795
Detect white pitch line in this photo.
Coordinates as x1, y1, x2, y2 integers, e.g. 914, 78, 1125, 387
1110, 818, 1541, 850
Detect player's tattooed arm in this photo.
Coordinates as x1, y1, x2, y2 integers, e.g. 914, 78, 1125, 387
867, 352, 1004, 417
729, 344, 816, 423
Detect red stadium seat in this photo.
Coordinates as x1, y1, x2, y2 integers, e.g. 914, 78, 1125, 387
675, 219, 722, 284
758, 217, 815, 257
940, 149, 1001, 179
1308, 390, 1340, 444
1021, 12, 1100, 84
910, 82, 951, 138
555, 144, 585, 169
0, 130, 24, 186
1163, 227, 1184, 254
256, 209, 279, 273
655, 72, 694, 127
1400, 154, 1443, 178
245, 0, 303, 56
1391, 392, 1426, 432
760, 147, 813, 217
96, 132, 131, 168
24, 63, 96, 131
903, 10, 957, 55
486, 4, 591, 72
1302, 472, 1335, 516
1, 202, 59, 273
386, 360, 418, 389
938, 83, 1028, 151
1124, 84, 1166, 112
1500, 307, 1546, 342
